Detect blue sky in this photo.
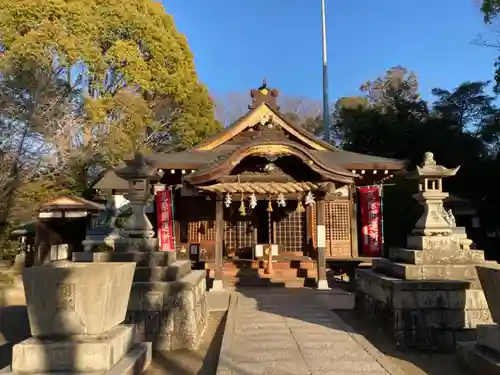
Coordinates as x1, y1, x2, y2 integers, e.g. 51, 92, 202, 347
163, 0, 498, 102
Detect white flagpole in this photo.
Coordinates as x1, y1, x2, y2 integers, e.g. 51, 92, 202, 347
321, 0, 330, 143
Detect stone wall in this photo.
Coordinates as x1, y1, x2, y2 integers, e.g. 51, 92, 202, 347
125, 270, 208, 351
357, 269, 491, 351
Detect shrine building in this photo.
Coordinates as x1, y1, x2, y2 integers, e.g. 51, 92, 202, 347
95, 82, 406, 287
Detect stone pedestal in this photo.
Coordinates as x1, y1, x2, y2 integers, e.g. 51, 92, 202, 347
4, 262, 152, 375
73, 251, 208, 352
82, 229, 121, 251
458, 264, 500, 374
357, 246, 493, 351
356, 152, 492, 351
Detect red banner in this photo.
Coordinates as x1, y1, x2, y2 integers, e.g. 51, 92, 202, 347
359, 186, 382, 257
156, 189, 175, 252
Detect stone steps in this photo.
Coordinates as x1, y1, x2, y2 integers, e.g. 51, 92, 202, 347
133, 261, 191, 282
205, 258, 316, 270
208, 267, 318, 279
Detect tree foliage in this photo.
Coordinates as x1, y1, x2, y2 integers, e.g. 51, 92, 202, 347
0, 0, 219, 246
0, 0, 219, 156
333, 66, 500, 249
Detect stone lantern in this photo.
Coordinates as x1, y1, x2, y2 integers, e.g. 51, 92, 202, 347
406, 151, 460, 250
114, 152, 163, 251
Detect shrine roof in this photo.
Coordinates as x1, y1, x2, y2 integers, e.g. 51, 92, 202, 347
148, 146, 405, 172
39, 195, 105, 212
93, 82, 407, 191
149, 81, 406, 172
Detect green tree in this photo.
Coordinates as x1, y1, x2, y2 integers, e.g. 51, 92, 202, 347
0, 0, 220, 160
334, 68, 500, 246
0, 0, 220, 246
481, 0, 500, 22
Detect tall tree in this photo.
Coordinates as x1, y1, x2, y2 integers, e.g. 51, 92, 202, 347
431, 81, 498, 133
360, 66, 420, 111
0, 0, 220, 159
0, 0, 220, 244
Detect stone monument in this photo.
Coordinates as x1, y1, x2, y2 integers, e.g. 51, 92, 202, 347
73, 152, 208, 352
356, 152, 492, 351
3, 261, 152, 374
458, 264, 500, 374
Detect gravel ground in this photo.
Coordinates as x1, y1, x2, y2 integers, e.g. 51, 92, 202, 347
336, 310, 473, 375
144, 311, 227, 375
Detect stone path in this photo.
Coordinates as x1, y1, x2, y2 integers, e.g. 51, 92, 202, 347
217, 289, 404, 375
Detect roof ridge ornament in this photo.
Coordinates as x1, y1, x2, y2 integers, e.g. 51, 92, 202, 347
249, 81, 280, 110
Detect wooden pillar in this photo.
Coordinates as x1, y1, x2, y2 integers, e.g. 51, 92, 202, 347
350, 186, 359, 258
316, 198, 329, 290
213, 196, 224, 291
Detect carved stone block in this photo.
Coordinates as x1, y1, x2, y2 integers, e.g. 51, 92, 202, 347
22, 262, 135, 336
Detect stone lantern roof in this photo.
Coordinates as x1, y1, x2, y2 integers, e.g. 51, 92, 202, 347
407, 151, 460, 179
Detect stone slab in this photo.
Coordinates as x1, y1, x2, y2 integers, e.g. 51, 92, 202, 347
103, 342, 151, 375
132, 261, 191, 282
23, 262, 135, 337
458, 341, 500, 375
3, 342, 151, 375
407, 235, 456, 251
12, 324, 136, 373
476, 264, 500, 324
73, 251, 176, 267
372, 258, 480, 285
216, 290, 405, 375
114, 238, 157, 253
477, 324, 500, 352
389, 248, 485, 265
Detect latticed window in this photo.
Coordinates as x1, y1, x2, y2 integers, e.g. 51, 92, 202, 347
188, 220, 216, 242
274, 205, 305, 252
311, 200, 351, 257
179, 198, 216, 243
224, 207, 254, 258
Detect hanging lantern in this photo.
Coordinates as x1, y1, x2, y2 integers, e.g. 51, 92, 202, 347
304, 191, 315, 206
296, 199, 305, 213
239, 193, 246, 216
277, 193, 286, 207
249, 193, 257, 209
266, 197, 273, 212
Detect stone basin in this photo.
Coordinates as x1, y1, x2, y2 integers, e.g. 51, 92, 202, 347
476, 264, 500, 324
22, 262, 136, 337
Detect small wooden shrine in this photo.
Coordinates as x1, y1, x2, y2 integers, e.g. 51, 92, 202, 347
95, 83, 406, 273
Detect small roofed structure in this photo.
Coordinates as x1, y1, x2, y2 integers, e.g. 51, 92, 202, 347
35, 195, 105, 264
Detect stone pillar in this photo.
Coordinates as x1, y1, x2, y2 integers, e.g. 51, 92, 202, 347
316, 198, 329, 290
212, 196, 224, 292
